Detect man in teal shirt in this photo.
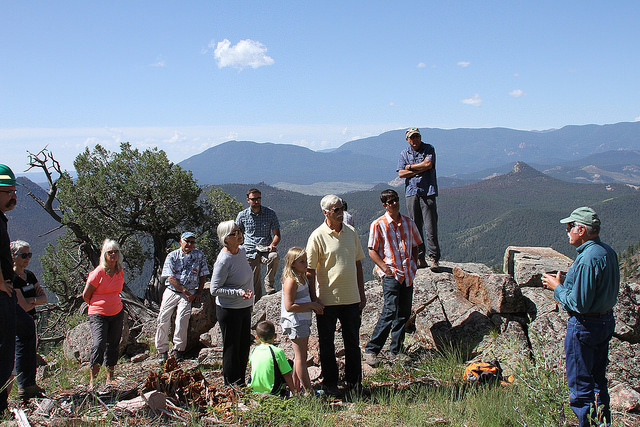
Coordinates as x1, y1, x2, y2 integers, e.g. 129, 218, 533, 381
542, 207, 619, 427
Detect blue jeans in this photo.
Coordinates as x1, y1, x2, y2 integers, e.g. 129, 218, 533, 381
406, 194, 440, 261
0, 291, 16, 412
316, 303, 362, 387
89, 309, 124, 367
565, 311, 615, 427
15, 305, 37, 389
365, 276, 413, 355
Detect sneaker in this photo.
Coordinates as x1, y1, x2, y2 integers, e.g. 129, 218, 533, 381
417, 256, 428, 269
158, 352, 168, 365
428, 257, 440, 272
364, 351, 380, 367
171, 350, 185, 361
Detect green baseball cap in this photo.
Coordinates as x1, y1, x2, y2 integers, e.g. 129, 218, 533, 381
560, 206, 601, 227
0, 164, 16, 187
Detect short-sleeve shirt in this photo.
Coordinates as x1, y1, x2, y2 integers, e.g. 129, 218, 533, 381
161, 248, 210, 292
249, 343, 292, 394
86, 265, 124, 316
236, 206, 280, 258
306, 222, 365, 306
397, 142, 438, 197
368, 212, 422, 287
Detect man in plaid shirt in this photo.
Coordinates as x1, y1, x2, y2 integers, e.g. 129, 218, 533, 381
364, 189, 422, 367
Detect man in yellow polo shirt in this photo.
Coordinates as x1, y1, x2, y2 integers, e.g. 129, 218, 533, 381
306, 194, 366, 396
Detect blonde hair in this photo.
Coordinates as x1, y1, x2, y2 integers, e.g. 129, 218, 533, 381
283, 247, 306, 283
100, 239, 123, 275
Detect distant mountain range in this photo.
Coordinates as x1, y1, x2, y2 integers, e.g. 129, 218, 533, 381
179, 121, 640, 192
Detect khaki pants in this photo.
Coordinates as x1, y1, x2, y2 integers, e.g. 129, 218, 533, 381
155, 288, 192, 353
248, 251, 280, 301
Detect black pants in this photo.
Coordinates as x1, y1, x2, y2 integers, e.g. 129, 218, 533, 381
89, 309, 124, 367
15, 305, 37, 389
0, 291, 16, 412
316, 303, 362, 387
216, 305, 251, 386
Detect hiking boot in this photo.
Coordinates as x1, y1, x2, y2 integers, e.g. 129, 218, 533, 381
19, 384, 46, 400
158, 352, 168, 365
428, 257, 440, 272
171, 350, 185, 361
417, 256, 428, 269
364, 351, 380, 367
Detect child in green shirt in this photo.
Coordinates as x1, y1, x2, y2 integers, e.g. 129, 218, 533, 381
249, 320, 295, 395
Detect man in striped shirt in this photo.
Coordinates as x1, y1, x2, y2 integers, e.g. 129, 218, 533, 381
364, 189, 422, 367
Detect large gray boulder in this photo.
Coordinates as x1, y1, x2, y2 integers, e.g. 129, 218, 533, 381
505, 246, 573, 288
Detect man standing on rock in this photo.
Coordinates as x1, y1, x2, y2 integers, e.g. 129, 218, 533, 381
542, 207, 619, 427
0, 164, 17, 413
236, 188, 281, 301
155, 232, 209, 363
364, 189, 422, 367
306, 195, 366, 396
397, 127, 441, 272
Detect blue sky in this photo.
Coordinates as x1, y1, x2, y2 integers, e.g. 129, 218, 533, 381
2, 1, 639, 172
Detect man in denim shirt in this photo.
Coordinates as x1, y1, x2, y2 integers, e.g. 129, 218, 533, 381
397, 127, 441, 271
155, 232, 209, 362
543, 207, 619, 427
236, 188, 281, 301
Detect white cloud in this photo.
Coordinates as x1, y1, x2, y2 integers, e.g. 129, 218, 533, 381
389, 102, 397, 107
461, 94, 482, 107
509, 89, 526, 98
457, 61, 470, 67
211, 39, 274, 70
150, 56, 166, 67
513, 72, 520, 77
417, 62, 426, 68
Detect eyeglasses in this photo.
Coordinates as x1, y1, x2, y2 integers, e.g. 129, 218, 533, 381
18, 253, 33, 259
327, 206, 344, 213
249, 197, 261, 201
0, 190, 16, 195
385, 198, 399, 205
230, 229, 242, 236
566, 223, 583, 232
184, 239, 196, 245
107, 249, 120, 255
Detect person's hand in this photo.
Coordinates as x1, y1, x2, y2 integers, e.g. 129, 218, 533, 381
1, 280, 13, 297
383, 266, 393, 277
241, 289, 254, 300
541, 272, 562, 291
310, 301, 324, 315
268, 245, 277, 252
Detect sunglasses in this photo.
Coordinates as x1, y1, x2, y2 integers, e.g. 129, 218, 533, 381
18, 252, 33, 259
327, 206, 344, 213
184, 239, 196, 245
107, 249, 120, 255
249, 197, 262, 201
230, 229, 243, 236
385, 198, 399, 205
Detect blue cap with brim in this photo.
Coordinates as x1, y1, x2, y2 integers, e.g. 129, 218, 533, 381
181, 232, 196, 240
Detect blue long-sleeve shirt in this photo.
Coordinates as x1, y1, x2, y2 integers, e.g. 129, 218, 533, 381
554, 237, 620, 314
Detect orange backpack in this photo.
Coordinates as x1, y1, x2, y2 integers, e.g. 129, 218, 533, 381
463, 360, 514, 385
